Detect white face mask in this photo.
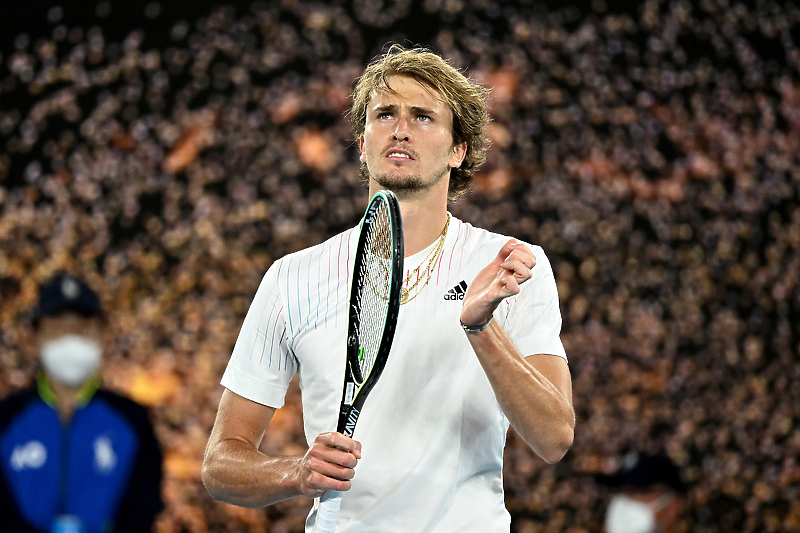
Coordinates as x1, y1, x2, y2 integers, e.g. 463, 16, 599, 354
41, 335, 102, 387
605, 493, 672, 533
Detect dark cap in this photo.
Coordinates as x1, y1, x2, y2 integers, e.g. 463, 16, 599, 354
596, 452, 686, 493
33, 273, 104, 323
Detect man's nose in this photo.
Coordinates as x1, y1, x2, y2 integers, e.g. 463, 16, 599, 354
392, 117, 410, 141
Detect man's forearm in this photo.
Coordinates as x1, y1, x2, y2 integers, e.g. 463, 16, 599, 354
202, 437, 303, 508
465, 320, 575, 463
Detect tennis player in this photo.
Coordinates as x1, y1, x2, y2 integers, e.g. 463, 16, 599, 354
203, 45, 574, 532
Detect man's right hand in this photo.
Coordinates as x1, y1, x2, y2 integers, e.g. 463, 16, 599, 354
296, 432, 362, 498
204, 391, 364, 507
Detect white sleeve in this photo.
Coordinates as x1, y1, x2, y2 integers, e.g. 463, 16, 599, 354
221, 261, 297, 408
499, 245, 567, 361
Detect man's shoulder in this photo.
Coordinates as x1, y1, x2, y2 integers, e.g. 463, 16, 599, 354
272, 227, 358, 267
454, 218, 542, 253
92, 389, 155, 431
0, 386, 38, 406
261, 227, 359, 288
0, 386, 40, 429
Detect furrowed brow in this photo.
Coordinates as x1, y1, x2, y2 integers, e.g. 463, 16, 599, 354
373, 104, 397, 114
372, 104, 440, 117
410, 106, 438, 116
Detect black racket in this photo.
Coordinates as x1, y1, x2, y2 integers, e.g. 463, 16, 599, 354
314, 190, 404, 533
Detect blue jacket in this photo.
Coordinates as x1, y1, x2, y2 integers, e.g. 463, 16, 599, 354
0, 378, 163, 533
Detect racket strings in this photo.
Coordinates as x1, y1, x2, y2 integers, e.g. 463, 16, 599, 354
354, 204, 394, 381
364, 206, 395, 301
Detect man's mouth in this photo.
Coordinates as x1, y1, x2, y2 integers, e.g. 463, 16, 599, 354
384, 148, 415, 160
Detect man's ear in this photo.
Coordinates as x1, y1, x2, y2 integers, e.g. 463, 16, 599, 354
359, 135, 366, 163
450, 141, 467, 168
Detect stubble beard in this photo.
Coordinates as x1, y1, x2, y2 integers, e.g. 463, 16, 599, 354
364, 162, 451, 198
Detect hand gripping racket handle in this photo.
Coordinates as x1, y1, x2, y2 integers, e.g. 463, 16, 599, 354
314, 490, 343, 533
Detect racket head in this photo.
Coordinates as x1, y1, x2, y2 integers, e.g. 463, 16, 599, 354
341, 190, 403, 416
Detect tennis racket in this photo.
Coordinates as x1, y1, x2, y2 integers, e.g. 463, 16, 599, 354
313, 190, 404, 533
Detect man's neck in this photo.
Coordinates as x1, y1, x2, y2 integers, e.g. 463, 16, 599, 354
38, 373, 99, 423
369, 181, 450, 257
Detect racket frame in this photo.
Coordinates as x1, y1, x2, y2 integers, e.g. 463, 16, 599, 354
336, 190, 403, 436
313, 190, 403, 533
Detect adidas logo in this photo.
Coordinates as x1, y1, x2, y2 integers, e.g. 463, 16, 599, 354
444, 281, 468, 300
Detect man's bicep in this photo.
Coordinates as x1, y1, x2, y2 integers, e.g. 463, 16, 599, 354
209, 388, 277, 450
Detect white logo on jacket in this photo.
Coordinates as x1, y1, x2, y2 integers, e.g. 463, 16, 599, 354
8, 437, 117, 474
10, 441, 47, 470
94, 436, 117, 473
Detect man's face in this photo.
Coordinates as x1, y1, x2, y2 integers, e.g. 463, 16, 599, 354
359, 75, 466, 196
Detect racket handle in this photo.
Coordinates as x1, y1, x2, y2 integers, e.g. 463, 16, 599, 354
314, 490, 343, 533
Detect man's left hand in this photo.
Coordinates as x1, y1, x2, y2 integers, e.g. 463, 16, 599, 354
460, 240, 536, 328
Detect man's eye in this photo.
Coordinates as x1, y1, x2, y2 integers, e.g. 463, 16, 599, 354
418, 115, 432, 122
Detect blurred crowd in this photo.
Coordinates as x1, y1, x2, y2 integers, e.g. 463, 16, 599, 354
1, 0, 799, 531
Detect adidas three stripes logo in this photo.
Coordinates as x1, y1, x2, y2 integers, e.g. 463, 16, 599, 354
444, 281, 468, 300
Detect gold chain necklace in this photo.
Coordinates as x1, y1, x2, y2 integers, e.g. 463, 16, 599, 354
365, 214, 451, 304
400, 213, 450, 305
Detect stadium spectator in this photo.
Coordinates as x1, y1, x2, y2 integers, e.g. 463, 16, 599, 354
0, 273, 163, 533
597, 451, 687, 533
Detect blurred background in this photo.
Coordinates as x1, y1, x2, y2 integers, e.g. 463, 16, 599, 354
1, 0, 799, 531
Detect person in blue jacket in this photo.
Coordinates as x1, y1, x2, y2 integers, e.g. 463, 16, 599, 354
0, 273, 164, 533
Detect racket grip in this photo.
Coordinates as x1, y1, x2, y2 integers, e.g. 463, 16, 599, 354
314, 490, 343, 533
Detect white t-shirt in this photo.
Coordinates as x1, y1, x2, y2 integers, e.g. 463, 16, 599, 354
221, 215, 566, 532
